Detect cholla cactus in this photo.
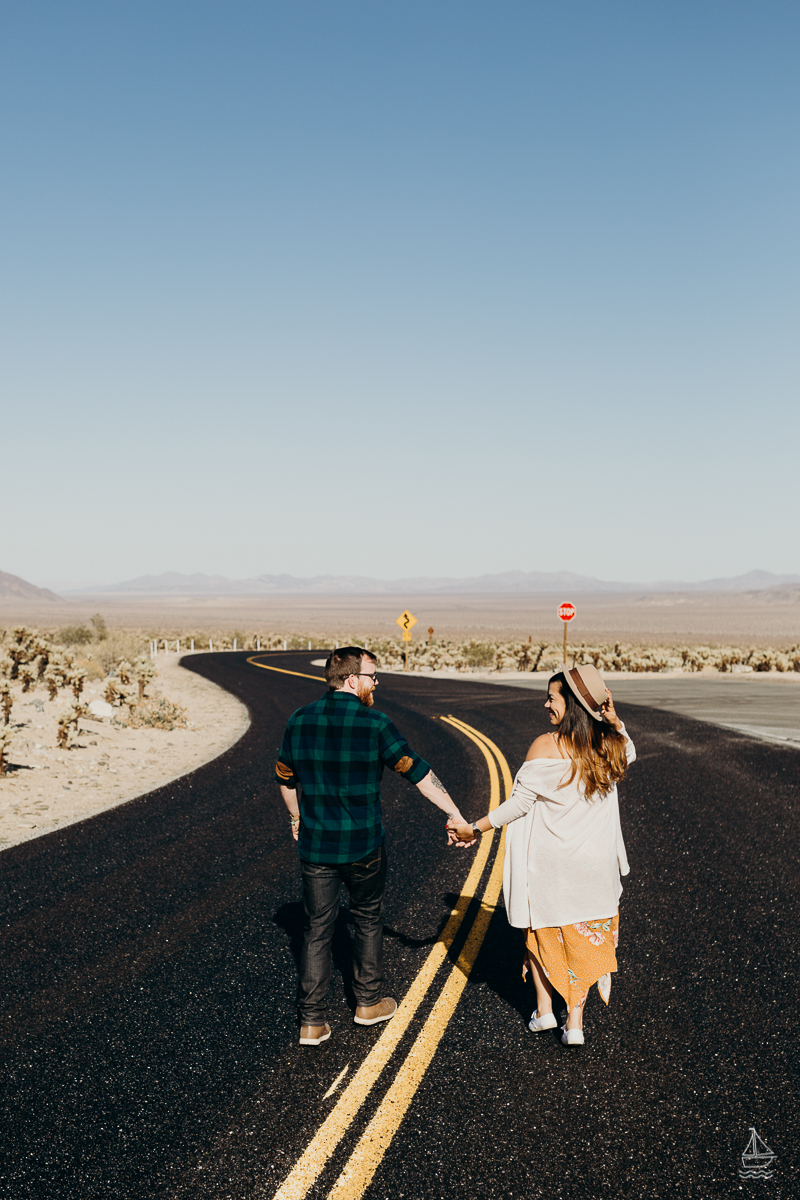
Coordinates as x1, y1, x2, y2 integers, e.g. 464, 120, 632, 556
6, 627, 35, 679
116, 660, 133, 685
133, 656, 156, 700
0, 727, 13, 775
43, 668, 60, 701
20, 666, 36, 693
5, 628, 62, 683
7, 644, 26, 680
56, 703, 85, 749
104, 680, 130, 707
48, 653, 72, 688
68, 669, 86, 699
1, 683, 12, 725
56, 712, 71, 749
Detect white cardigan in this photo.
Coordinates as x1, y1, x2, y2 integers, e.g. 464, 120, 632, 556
488, 727, 635, 930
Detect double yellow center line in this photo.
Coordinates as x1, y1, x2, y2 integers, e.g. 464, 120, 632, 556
253, 675, 513, 1199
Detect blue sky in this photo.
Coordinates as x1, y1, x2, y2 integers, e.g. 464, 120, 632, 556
3, 1, 798, 586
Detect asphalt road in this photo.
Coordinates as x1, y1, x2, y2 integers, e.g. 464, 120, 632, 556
1, 652, 798, 1199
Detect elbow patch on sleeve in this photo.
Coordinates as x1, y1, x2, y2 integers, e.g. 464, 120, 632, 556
276, 760, 295, 781
394, 755, 414, 775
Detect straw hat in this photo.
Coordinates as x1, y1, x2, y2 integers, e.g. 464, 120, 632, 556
561, 663, 607, 722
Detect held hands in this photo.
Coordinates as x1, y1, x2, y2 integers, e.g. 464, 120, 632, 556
446, 817, 478, 847
445, 812, 475, 848
289, 816, 300, 841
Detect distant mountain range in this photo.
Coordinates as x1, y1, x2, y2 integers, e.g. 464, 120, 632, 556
51, 568, 800, 596
0, 570, 60, 602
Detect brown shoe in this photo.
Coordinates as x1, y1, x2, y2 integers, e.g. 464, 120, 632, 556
299, 1022, 331, 1046
354, 997, 397, 1026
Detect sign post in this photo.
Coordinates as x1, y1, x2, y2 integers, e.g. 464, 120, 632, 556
557, 601, 576, 665
396, 609, 418, 671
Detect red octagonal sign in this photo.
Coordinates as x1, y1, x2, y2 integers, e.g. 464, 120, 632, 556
557, 601, 576, 622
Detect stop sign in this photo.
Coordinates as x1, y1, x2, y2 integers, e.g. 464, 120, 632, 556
557, 601, 576, 622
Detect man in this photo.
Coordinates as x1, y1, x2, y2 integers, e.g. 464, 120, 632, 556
276, 646, 466, 1046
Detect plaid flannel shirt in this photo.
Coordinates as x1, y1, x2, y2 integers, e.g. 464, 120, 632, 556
275, 690, 432, 864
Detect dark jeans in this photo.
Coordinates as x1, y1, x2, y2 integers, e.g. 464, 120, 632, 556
297, 844, 387, 1024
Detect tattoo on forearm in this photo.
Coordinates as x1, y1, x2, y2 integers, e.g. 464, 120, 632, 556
430, 772, 446, 792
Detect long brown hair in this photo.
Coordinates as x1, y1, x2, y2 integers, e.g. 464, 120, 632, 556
549, 672, 628, 800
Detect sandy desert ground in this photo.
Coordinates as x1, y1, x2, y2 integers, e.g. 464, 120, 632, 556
0, 655, 249, 851
3, 587, 800, 646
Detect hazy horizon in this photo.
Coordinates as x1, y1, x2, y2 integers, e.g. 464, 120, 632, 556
29, 566, 800, 596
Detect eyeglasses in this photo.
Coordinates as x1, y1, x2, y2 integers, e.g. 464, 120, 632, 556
353, 673, 378, 684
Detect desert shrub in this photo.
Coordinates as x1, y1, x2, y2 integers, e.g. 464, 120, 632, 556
127, 695, 188, 730
1, 683, 12, 725
420, 643, 459, 671
460, 642, 497, 668
90, 613, 108, 640
57, 624, 93, 646
283, 634, 308, 650
75, 656, 106, 681
92, 631, 147, 674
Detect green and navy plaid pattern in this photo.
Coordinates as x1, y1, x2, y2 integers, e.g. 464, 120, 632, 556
276, 690, 431, 864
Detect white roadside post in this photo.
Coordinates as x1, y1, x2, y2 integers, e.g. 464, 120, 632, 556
209, 638, 213, 652
233, 638, 237, 651
283, 639, 287, 651
176, 639, 180, 654
256, 638, 261, 651
163, 639, 168, 655
191, 638, 194, 652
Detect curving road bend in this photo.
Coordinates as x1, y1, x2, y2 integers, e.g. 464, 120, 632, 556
1, 652, 798, 1199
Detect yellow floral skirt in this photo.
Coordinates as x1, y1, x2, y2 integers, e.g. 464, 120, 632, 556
525, 913, 619, 1014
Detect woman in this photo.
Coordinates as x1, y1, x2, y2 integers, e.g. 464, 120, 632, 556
448, 664, 635, 1046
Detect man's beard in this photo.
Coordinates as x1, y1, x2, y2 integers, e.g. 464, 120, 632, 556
356, 680, 375, 707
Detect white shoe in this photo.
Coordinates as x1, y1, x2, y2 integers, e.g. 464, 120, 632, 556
528, 1010, 558, 1032
560, 1025, 585, 1046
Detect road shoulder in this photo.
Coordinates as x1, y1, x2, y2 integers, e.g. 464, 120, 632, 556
0, 655, 250, 850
